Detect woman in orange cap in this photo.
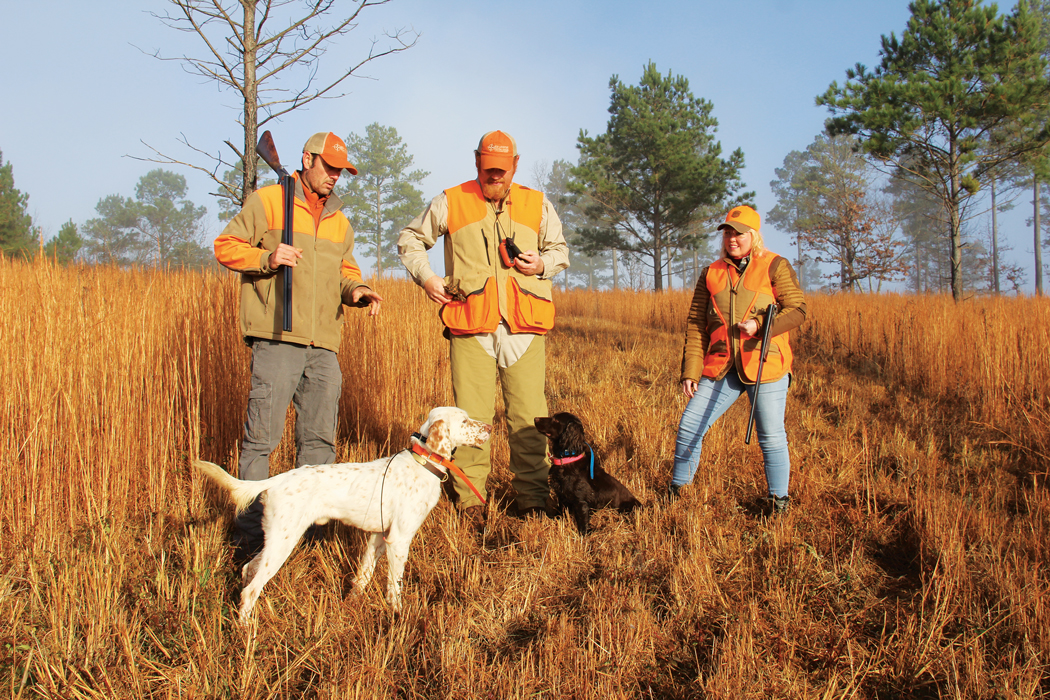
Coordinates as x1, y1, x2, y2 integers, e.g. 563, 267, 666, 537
670, 205, 807, 514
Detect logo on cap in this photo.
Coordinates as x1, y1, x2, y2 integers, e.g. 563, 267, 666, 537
487, 144, 510, 153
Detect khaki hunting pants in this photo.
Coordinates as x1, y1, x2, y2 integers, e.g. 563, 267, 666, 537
449, 330, 550, 510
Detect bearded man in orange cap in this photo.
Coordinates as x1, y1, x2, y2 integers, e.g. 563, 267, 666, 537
398, 130, 570, 530
215, 132, 383, 556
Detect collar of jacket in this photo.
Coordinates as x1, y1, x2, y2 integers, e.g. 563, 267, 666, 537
727, 254, 751, 273
293, 170, 345, 218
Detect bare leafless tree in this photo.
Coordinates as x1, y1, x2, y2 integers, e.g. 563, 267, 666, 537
136, 0, 417, 208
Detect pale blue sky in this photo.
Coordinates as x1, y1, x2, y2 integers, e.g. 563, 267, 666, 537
1, 0, 1040, 288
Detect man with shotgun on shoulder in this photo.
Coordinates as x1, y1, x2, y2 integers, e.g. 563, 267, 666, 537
214, 131, 382, 557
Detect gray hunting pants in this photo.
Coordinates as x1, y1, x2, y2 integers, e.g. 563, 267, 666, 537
235, 339, 342, 546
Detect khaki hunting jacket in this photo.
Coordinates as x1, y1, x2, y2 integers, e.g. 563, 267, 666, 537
214, 174, 370, 353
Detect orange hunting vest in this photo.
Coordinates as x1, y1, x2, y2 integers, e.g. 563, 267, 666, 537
703, 252, 793, 383
439, 181, 555, 335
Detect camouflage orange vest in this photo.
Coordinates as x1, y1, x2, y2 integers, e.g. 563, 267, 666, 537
703, 252, 793, 383
439, 180, 555, 335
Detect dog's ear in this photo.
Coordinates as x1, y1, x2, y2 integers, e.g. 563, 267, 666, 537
560, 417, 587, 453
426, 419, 453, 457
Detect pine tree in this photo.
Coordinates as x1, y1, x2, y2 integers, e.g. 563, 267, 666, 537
82, 169, 210, 267
573, 62, 749, 291
43, 220, 83, 265
338, 124, 427, 277
819, 0, 1050, 300
0, 149, 34, 257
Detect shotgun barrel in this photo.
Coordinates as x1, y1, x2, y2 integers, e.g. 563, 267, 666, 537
280, 174, 294, 332
257, 131, 293, 332
745, 303, 778, 445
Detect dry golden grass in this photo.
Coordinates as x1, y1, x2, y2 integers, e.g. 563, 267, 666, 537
1, 257, 1047, 698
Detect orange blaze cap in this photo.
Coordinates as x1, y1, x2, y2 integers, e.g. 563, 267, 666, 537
303, 132, 358, 174
718, 205, 761, 234
475, 130, 518, 171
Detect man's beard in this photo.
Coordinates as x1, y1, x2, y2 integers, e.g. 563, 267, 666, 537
480, 181, 509, 201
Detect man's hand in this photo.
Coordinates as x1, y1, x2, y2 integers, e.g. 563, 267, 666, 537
423, 275, 452, 304
681, 379, 697, 399
514, 250, 544, 276
268, 243, 303, 270
351, 287, 383, 317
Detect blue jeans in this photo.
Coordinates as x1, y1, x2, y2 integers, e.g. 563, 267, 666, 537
672, 372, 791, 497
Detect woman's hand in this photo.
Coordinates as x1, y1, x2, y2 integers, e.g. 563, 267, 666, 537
681, 379, 697, 399
737, 318, 759, 336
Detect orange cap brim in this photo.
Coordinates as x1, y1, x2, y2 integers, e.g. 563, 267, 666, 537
478, 153, 515, 171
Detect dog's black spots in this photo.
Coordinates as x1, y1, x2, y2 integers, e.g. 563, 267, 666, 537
535, 412, 643, 534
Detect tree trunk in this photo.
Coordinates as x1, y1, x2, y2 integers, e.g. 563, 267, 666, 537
839, 243, 847, 291
1036, 178, 1044, 296
653, 241, 663, 291
242, 1, 259, 202
991, 177, 1000, 294
374, 183, 382, 277
948, 149, 963, 302
796, 235, 804, 291
612, 250, 619, 290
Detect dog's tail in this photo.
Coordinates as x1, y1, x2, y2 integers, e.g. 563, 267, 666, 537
193, 460, 268, 513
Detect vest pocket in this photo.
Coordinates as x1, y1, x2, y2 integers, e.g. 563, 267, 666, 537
440, 277, 500, 334
505, 278, 555, 333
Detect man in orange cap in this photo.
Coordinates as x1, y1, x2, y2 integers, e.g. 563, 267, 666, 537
398, 130, 570, 531
215, 131, 383, 556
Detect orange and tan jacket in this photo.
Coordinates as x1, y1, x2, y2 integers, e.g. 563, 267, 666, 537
213, 174, 370, 352
680, 250, 807, 385
397, 180, 570, 335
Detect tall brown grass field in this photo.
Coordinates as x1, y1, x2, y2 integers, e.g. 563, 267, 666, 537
1, 257, 1047, 698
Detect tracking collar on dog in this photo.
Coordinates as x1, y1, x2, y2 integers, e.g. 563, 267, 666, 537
551, 445, 595, 480
410, 446, 448, 481
410, 437, 487, 505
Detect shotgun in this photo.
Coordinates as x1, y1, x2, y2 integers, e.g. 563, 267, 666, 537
256, 131, 294, 333
745, 303, 778, 445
